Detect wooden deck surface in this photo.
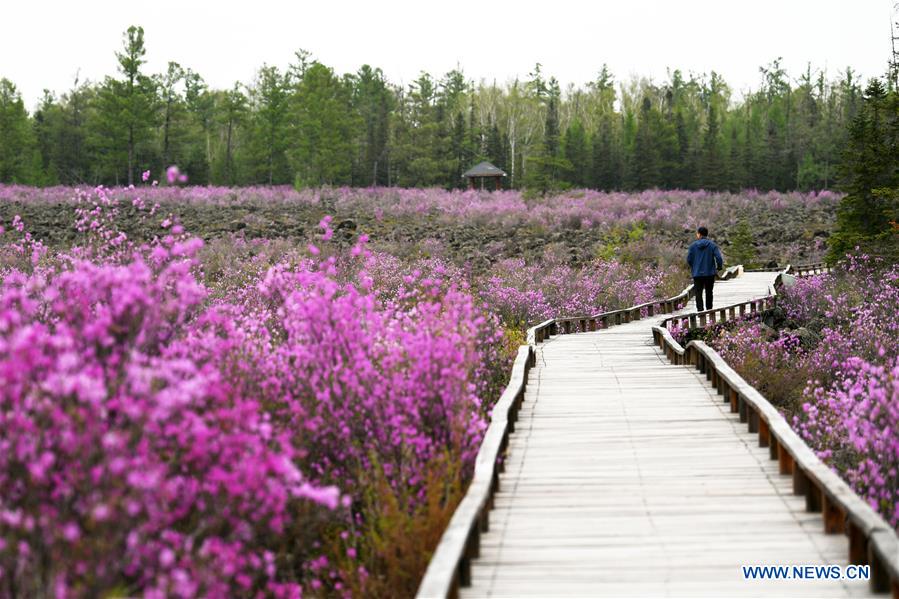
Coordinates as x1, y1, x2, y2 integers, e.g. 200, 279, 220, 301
462, 273, 874, 598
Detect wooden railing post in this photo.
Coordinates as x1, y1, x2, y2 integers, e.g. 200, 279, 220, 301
848, 521, 867, 565
793, 465, 809, 496
822, 494, 845, 534
758, 418, 770, 447
748, 407, 759, 433
769, 435, 779, 461
806, 482, 823, 513
779, 448, 794, 475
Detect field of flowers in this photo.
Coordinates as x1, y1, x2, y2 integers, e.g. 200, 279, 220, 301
702, 258, 898, 530
0, 185, 837, 267
0, 184, 852, 597
0, 182, 710, 596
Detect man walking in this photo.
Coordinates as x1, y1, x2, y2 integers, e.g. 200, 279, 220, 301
687, 226, 724, 312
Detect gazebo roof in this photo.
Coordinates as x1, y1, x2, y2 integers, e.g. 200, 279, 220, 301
462, 161, 507, 178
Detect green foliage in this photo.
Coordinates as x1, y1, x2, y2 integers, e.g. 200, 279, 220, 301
352, 65, 393, 186
525, 79, 574, 192
289, 62, 358, 186
728, 221, 758, 267
89, 25, 158, 185
699, 102, 725, 190
212, 83, 248, 184
391, 73, 447, 187
0, 78, 39, 183
829, 79, 899, 261
323, 455, 465, 598
594, 222, 647, 260
0, 33, 868, 191
247, 65, 292, 184
563, 120, 589, 187
630, 97, 661, 188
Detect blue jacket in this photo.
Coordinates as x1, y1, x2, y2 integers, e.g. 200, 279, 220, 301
687, 237, 723, 277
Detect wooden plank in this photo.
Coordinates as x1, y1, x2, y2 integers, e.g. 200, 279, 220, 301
456, 272, 887, 598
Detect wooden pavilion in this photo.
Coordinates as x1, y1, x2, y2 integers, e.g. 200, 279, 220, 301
462, 161, 507, 190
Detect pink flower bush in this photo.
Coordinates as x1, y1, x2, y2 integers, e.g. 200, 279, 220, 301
165, 166, 188, 186
797, 357, 899, 525
0, 184, 836, 234
0, 189, 513, 595
0, 236, 334, 597
479, 257, 674, 328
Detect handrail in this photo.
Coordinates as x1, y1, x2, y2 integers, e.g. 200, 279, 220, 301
659, 262, 835, 334
526, 264, 744, 344
650, 328, 899, 595
746, 262, 831, 276
416, 345, 534, 599
659, 265, 790, 333
791, 262, 831, 277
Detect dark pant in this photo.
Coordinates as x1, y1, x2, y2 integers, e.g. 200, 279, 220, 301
693, 276, 715, 311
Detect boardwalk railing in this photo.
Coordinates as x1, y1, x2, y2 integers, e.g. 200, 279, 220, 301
416, 345, 534, 599
658, 266, 790, 338
791, 261, 830, 276
527, 264, 744, 344
419, 265, 743, 598
744, 262, 830, 276
651, 307, 899, 595
658, 262, 833, 337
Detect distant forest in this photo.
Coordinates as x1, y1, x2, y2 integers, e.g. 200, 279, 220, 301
0, 25, 873, 191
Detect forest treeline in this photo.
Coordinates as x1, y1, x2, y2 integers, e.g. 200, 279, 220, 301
0, 25, 870, 191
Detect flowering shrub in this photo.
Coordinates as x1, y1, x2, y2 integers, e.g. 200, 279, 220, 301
0, 186, 513, 595
0, 185, 836, 263
0, 234, 338, 597
479, 257, 676, 328
797, 357, 899, 526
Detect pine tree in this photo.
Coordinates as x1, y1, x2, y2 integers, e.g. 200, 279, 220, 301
591, 116, 620, 190
673, 109, 692, 188
699, 103, 724, 190
183, 70, 215, 184
32, 91, 62, 185
289, 62, 358, 186
248, 65, 291, 184
484, 119, 508, 190
0, 78, 38, 183
215, 84, 248, 185
632, 96, 660, 188
89, 26, 157, 185
157, 62, 186, 171
728, 220, 757, 267
393, 73, 445, 186
526, 78, 570, 192
829, 79, 899, 260
563, 120, 589, 187
352, 65, 392, 186
117, 26, 156, 185
727, 124, 745, 191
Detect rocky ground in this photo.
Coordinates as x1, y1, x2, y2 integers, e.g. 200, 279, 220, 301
0, 196, 835, 271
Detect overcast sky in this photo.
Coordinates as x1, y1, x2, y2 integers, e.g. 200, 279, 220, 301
2, 0, 893, 110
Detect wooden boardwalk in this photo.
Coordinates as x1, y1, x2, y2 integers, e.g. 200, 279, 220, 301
461, 273, 874, 598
